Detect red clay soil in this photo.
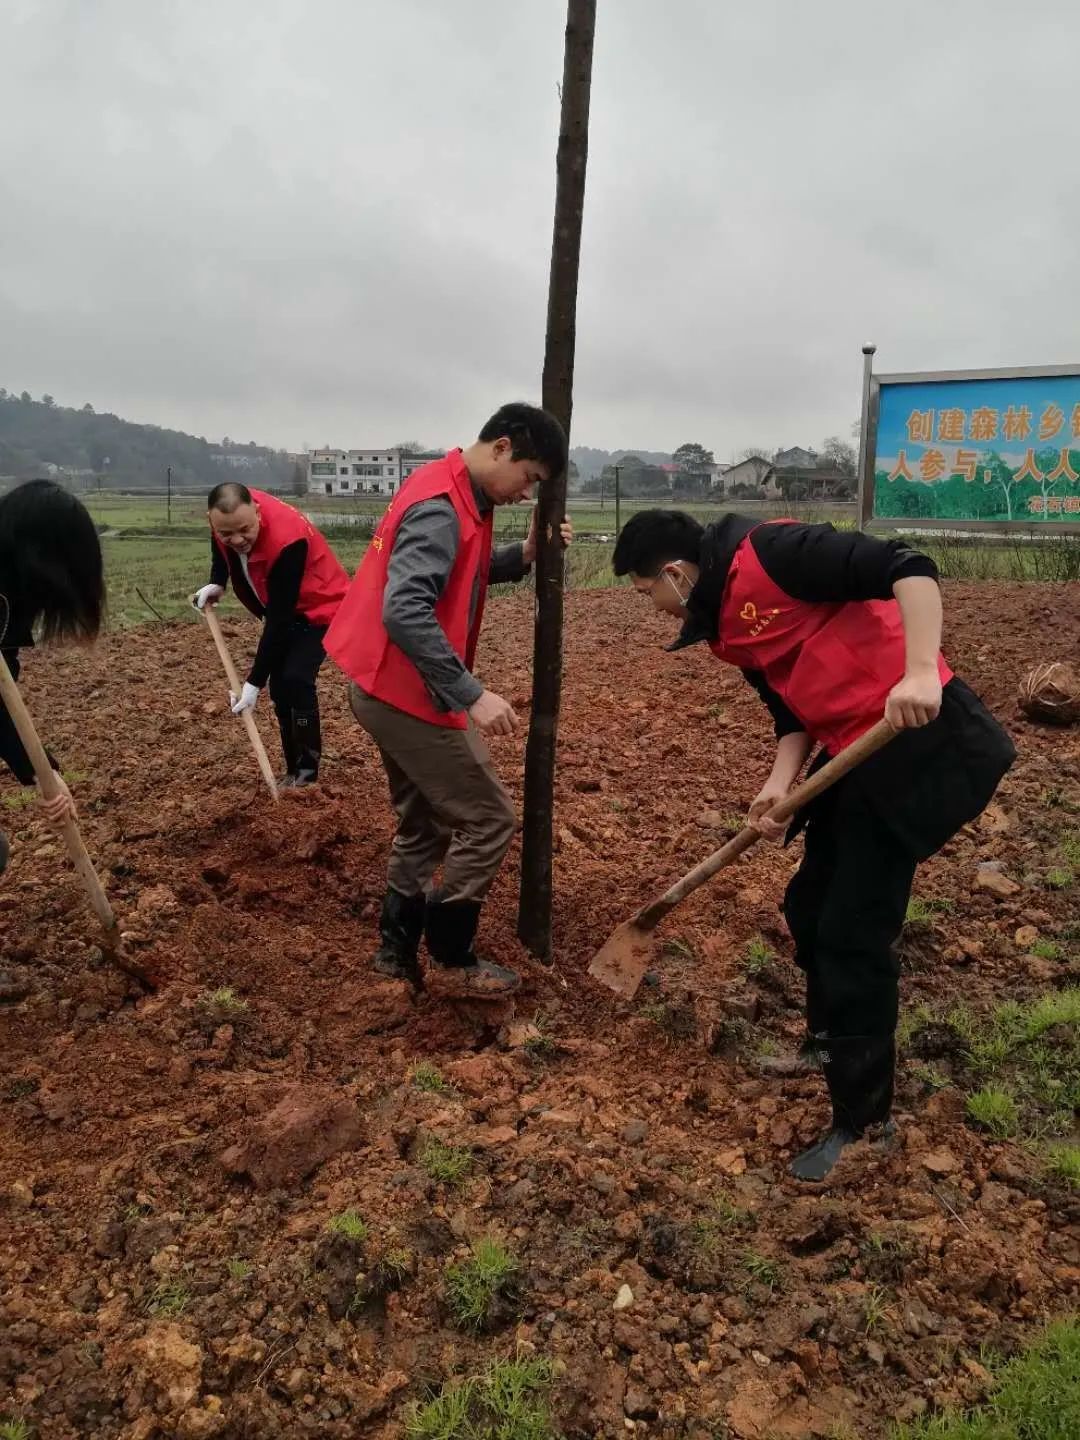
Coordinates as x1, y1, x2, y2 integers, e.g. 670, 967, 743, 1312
1, 584, 1079, 1439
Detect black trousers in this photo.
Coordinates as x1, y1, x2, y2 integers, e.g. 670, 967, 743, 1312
266, 621, 327, 720
783, 776, 917, 1040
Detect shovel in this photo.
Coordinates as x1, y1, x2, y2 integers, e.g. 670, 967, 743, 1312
0, 651, 153, 989
589, 718, 897, 999
199, 604, 278, 801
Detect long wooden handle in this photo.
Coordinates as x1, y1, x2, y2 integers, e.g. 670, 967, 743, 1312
634, 718, 897, 929
0, 650, 117, 934
201, 606, 278, 801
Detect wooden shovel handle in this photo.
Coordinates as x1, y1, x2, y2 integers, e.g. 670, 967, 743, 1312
634, 718, 897, 929
0, 650, 117, 935
201, 605, 278, 801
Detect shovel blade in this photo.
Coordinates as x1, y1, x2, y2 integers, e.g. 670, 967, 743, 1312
588, 919, 655, 1000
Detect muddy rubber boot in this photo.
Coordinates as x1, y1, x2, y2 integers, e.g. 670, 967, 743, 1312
757, 1030, 828, 1078
424, 896, 521, 997
276, 707, 299, 786
288, 709, 321, 787
372, 889, 426, 986
790, 1033, 896, 1183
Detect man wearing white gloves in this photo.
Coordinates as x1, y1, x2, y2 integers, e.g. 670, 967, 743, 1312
193, 483, 349, 786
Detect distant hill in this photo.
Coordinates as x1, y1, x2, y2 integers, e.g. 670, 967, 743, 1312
570, 446, 672, 486
0, 389, 294, 493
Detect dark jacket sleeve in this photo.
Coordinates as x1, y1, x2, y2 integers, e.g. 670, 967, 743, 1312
489, 541, 530, 585
0, 649, 53, 784
741, 669, 806, 739
750, 523, 938, 603
246, 540, 307, 688
209, 535, 229, 588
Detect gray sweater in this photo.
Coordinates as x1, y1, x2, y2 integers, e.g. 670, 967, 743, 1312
382, 490, 529, 713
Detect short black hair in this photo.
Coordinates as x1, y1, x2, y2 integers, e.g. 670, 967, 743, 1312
207, 481, 253, 512
478, 402, 567, 480
612, 509, 704, 577
0, 480, 105, 643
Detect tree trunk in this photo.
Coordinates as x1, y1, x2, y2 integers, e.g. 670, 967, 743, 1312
517, 0, 597, 960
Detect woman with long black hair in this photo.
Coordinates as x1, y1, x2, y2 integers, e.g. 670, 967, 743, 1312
0, 479, 105, 875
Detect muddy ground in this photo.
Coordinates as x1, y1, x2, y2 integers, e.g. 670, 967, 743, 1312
2, 584, 1079, 1439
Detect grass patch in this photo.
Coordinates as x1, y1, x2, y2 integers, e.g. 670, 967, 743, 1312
1031, 940, 1062, 961
641, 999, 697, 1041
198, 986, 248, 1014
404, 1355, 555, 1440
966, 1086, 1020, 1139
411, 1061, 448, 1093
419, 1138, 474, 1186
743, 936, 774, 975
864, 1284, 894, 1334
892, 1318, 1080, 1438
742, 1250, 782, 1294
0, 1422, 30, 1440
1060, 832, 1080, 868
226, 1257, 252, 1281
145, 1278, 190, 1317
694, 1194, 756, 1254
444, 1237, 520, 1332
1045, 1146, 1080, 1189
1046, 868, 1075, 891
326, 1209, 369, 1242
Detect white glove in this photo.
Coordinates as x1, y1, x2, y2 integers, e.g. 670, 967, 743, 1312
229, 682, 260, 715
192, 583, 225, 611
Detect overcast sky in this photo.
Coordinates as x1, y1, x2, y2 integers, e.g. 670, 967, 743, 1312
2, 0, 1076, 459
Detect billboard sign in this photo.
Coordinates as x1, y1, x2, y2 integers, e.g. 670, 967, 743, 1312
858, 358, 1080, 531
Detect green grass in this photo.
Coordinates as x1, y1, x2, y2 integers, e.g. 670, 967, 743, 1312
966, 1087, 1020, 1139
892, 1318, 1080, 1438
444, 1237, 520, 1331
326, 1210, 369, 1242
694, 1194, 756, 1254
419, 1138, 473, 1186
742, 1250, 782, 1293
412, 1061, 448, 1093
864, 1284, 894, 1333
906, 896, 955, 924
145, 1278, 191, 1317
1060, 833, 1080, 868
199, 986, 248, 1014
743, 936, 774, 974
0, 1421, 30, 1440
404, 1355, 556, 1440
1045, 868, 1075, 891
226, 1257, 252, 1281
1045, 1146, 1080, 1189
1030, 940, 1062, 961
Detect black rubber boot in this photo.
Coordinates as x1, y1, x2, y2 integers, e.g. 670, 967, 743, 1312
424, 896, 520, 997
757, 1030, 828, 1078
280, 709, 321, 787
372, 889, 426, 986
790, 1033, 896, 1182
276, 708, 299, 784
0, 828, 9, 878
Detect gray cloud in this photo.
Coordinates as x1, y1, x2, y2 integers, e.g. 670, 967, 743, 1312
2, 0, 1077, 458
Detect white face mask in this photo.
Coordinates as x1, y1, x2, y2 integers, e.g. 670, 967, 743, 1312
662, 566, 692, 606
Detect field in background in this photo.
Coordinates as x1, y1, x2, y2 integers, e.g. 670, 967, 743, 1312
84, 491, 1080, 628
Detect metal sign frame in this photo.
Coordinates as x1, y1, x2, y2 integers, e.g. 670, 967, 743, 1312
857, 347, 1080, 534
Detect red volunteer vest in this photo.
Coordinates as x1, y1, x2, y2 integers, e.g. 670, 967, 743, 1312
710, 525, 953, 754
213, 489, 348, 627
324, 451, 494, 729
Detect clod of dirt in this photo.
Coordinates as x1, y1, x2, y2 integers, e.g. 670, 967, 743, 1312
219, 1085, 364, 1191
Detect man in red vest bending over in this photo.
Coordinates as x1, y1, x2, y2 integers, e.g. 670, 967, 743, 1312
613, 511, 1015, 1181
325, 403, 569, 999
193, 483, 349, 786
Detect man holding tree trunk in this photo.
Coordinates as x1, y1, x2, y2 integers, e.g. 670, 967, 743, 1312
325, 403, 570, 999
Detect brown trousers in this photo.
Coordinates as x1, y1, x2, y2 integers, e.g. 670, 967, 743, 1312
350, 685, 517, 902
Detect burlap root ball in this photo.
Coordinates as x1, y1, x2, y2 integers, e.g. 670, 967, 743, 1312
1018, 661, 1080, 726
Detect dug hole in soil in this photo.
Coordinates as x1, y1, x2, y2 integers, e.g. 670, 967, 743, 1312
2, 585, 1079, 1439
